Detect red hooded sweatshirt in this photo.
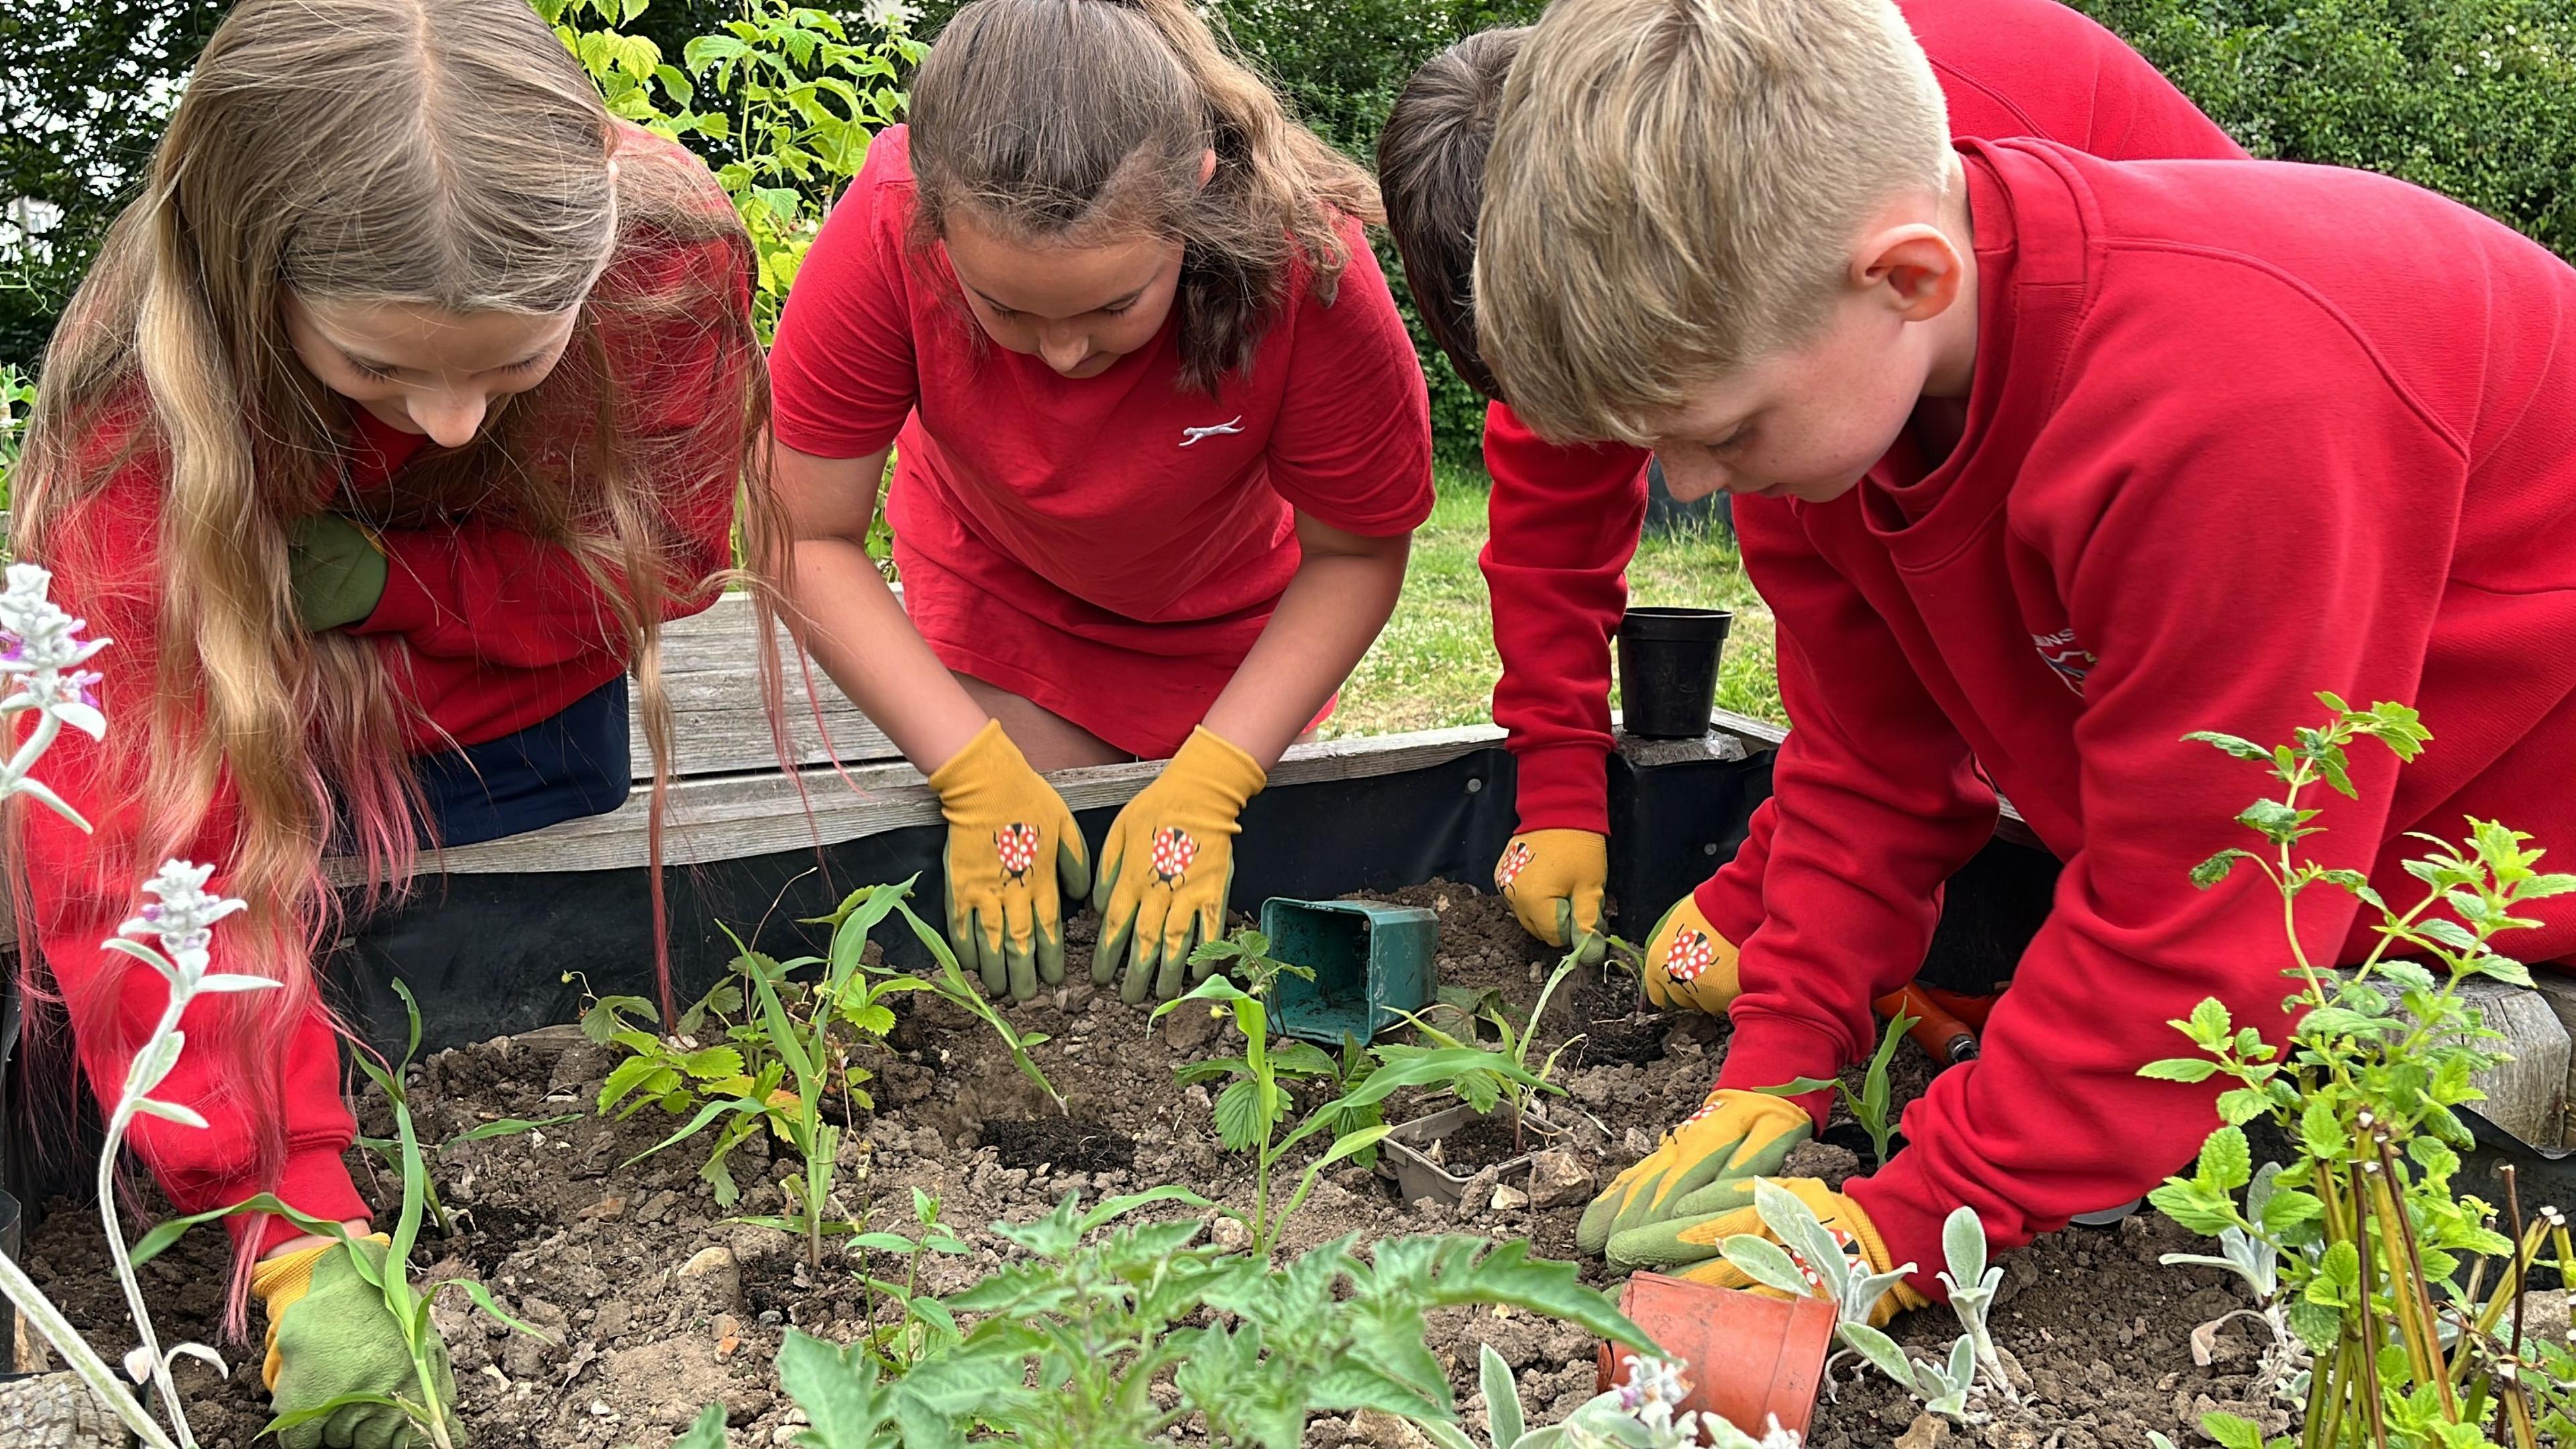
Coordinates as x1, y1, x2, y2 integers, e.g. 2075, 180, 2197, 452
19, 133, 751, 1252
1712, 138, 2576, 1287
1485, 0, 2249, 839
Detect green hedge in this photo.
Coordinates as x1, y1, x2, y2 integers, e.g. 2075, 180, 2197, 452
3, 0, 2570, 460
2068, 0, 2575, 260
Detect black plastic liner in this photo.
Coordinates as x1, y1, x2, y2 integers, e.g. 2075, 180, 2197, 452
0, 739, 2061, 1245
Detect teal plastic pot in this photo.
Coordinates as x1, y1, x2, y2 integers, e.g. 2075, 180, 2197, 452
1259, 898, 1438, 1045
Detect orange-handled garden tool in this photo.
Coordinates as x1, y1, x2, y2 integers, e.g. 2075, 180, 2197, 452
1872, 982, 1980, 1064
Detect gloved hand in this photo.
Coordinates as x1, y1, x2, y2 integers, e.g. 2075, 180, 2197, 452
926, 719, 1093, 1002
286, 514, 389, 632
1609, 1177, 1929, 1326
254, 1234, 459, 1448
1640, 894, 1745, 1016
1495, 828, 1607, 966
1092, 725, 1265, 1004
1577, 1088, 1812, 1256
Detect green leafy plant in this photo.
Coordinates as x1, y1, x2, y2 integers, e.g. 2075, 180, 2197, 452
1394, 946, 1585, 1148
671, 1188, 1650, 1449
847, 1187, 971, 1375
627, 878, 1059, 1267
2139, 694, 2576, 1448
1157, 935, 1543, 1255
1754, 1008, 1919, 1167
535, 0, 924, 339
0, 361, 34, 513
1427, 1344, 1801, 1449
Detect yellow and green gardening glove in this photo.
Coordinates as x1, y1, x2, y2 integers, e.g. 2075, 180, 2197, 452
926, 718, 1093, 1002
254, 1234, 459, 1449
1494, 829, 1607, 967
1577, 1087, 1813, 1255
1640, 893, 1745, 1016
1092, 725, 1265, 1004
286, 513, 390, 633
1608, 1177, 1929, 1327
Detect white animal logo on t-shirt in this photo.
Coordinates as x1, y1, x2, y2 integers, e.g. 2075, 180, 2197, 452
1179, 416, 1245, 447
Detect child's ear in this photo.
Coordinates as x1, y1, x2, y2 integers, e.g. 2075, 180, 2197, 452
1851, 224, 1965, 323
1198, 148, 1218, 188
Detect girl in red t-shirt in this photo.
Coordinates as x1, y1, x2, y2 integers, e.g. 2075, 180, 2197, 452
10, 0, 769, 1433
769, 0, 1434, 1007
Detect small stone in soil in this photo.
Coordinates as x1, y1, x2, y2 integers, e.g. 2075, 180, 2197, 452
1527, 1150, 1595, 1210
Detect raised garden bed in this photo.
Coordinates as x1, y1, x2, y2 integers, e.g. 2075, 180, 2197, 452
22, 885, 2267, 1449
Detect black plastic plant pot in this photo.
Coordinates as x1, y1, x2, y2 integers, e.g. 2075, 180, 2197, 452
1617, 607, 1733, 739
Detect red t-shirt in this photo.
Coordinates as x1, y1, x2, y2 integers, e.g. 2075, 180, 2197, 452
1710, 139, 2576, 1287
1483, 0, 2251, 838
769, 127, 1434, 757
21, 130, 752, 1250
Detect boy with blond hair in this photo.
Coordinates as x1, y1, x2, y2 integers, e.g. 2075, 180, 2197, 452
1477, 0, 2576, 1313
1375, 1, 2247, 1271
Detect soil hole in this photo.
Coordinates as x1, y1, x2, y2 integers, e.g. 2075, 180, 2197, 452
979, 1116, 1138, 1174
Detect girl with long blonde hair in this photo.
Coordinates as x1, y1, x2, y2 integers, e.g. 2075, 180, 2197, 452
11, 0, 771, 1435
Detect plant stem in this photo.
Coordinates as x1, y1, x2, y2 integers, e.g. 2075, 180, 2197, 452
0, 1250, 182, 1449
2349, 1161, 2392, 1449
102, 995, 197, 1448
2371, 1136, 2457, 1419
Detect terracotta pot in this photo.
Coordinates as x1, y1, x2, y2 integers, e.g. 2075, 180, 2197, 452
1595, 1272, 1837, 1439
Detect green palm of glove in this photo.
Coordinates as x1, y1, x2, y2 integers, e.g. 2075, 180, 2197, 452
287, 513, 390, 633
1576, 1089, 1813, 1259
270, 1242, 458, 1449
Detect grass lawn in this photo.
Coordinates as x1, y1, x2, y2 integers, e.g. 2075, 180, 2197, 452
1327, 464, 1783, 738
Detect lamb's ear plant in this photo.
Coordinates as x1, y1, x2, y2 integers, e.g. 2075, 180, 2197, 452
2155, 1161, 2306, 1404
1752, 1008, 1917, 1167
2139, 694, 2576, 1449
1720, 1189, 2010, 1427
1417, 1345, 1805, 1449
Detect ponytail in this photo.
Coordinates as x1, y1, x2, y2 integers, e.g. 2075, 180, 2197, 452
908, 0, 1379, 394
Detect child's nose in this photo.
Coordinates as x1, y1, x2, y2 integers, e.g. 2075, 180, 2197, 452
409, 390, 489, 448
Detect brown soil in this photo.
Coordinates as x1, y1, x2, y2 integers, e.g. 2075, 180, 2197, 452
25, 883, 2245, 1449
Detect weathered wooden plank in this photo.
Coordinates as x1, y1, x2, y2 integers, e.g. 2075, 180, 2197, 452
641, 594, 901, 775
374, 723, 1516, 877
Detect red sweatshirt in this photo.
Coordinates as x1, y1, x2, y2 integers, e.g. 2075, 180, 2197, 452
1709, 138, 2576, 1285
19, 134, 752, 1250
1485, 0, 2249, 838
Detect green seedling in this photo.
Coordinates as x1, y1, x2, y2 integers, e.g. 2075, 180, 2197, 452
1394, 945, 1587, 1149
846, 1187, 971, 1375
2136, 695, 2576, 1449
1159, 931, 1546, 1254
626, 875, 1061, 1266
133, 981, 553, 1449
1753, 1006, 1917, 1167
355, 991, 573, 1236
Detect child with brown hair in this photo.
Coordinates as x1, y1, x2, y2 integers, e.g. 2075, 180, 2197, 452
1476, 0, 2576, 1316
13, 0, 771, 1435
1377, 0, 2246, 1267
769, 0, 1434, 1008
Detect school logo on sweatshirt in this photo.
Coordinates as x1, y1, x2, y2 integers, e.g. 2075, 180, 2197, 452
2031, 627, 2097, 696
